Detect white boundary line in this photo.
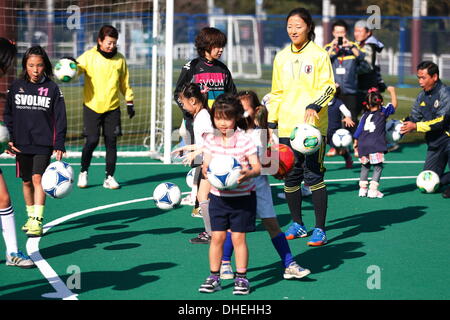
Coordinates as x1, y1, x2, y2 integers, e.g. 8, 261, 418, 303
27, 175, 418, 300
0, 160, 426, 167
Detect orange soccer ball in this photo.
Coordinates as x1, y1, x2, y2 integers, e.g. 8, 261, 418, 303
265, 144, 295, 180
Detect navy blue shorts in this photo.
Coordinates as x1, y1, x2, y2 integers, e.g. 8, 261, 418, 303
16, 154, 51, 182
208, 192, 257, 233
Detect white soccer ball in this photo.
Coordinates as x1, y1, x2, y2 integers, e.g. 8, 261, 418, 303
153, 182, 182, 210
416, 170, 440, 193
385, 120, 403, 143
54, 58, 77, 82
0, 123, 9, 143
186, 168, 195, 188
207, 155, 242, 190
290, 124, 322, 155
261, 93, 271, 107
41, 161, 74, 199
332, 128, 352, 148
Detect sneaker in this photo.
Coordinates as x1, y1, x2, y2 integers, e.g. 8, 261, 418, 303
199, 275, 221, 293
191, 207, 203, 218
359, 187, 368, 197
301, 185, 312, 197
283, 262, 311, 279
77, 171, 88, 188
367, 189, 384, 198
345, 158, 353, 169
233, 277, 250, 295
181, 195, 195, 206
285, 222, 308, 240
21, 217, 33, 232
220, 262, 234, 280
443, 186, 450, 199
307, 228, 327, 246
6, 251, 35, 268
103, 175, 120, 189
26, 218, 43, 238
189, 231, 210, 244
387, 143, 400, 152
326, 147, 337, 157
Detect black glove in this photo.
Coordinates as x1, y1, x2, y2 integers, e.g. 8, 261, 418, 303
127, 102, 135, 119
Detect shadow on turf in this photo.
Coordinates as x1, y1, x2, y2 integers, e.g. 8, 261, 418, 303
121, 172, 186, 187
46, 207, 170, 236
40, 226, 183, 259
326, 205, 427, 243
0, 262, 176, 300
245, 241, 366, 291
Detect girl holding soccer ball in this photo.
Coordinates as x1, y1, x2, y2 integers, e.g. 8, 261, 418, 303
199, 94, 260, 295
3, 45, 67, 238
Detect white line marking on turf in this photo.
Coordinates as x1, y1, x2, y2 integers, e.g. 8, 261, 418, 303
28, 175, 418, 300
0, 160, 426, 167
26, 196, 156, 300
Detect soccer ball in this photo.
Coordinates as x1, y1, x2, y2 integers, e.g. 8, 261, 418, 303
385, 120, 403, 143
54, 58, 77, 82
416, 170, 440, 193
153, 182, 182, 210
261, 93, 271, 107
290, 124, 322, 155
207, 155, 242, 190
266, 144, 295, 179
0, 123, 9, 154
332, 128, 352, 148
41, 161, 74, 199
186, 168, 195, 188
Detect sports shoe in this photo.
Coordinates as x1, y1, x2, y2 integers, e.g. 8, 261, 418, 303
233, 277, 250, 295
285, 222, 308, 240
387, 143, 400, 152
326, 147, 337, 157
103, 175, 120, 189
443, 186, 450, 199
6, 251, 35, 268
189, 231, 210, 244
307, 228, 327, 246
181, 194, 195, 206
199, 275, 221, 293
21, 217, 33, 232
26, 218, 43, 238
368, 189, 384, 198
220, 262, 234, 280
283, 262, 311, 279
359, 187, 368, 197
77, 171, 88, 188
191, 207, 203, 218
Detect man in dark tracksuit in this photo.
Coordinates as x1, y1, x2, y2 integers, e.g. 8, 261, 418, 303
401, 61, 450, 198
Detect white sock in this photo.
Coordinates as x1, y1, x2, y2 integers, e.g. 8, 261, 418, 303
0, 206, 19, 255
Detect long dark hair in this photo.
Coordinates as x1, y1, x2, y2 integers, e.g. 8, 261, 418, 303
21, 46, 53, 81
236, 90, 260, 129
286, 7, 316, 41
0, 38, 17, 74
210, 93, 248, 131
179, 82, 208, 112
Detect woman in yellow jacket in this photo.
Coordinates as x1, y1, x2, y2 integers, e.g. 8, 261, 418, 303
268, 8, 335, 246
75, 25, 134, 190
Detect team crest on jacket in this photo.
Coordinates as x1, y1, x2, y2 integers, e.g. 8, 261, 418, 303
434, 100, 439, 108
304, 65, 313, 74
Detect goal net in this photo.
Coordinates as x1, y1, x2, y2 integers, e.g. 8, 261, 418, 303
0, 0, 174, 162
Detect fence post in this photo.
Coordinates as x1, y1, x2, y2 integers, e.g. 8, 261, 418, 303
397, 17, 407, 87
